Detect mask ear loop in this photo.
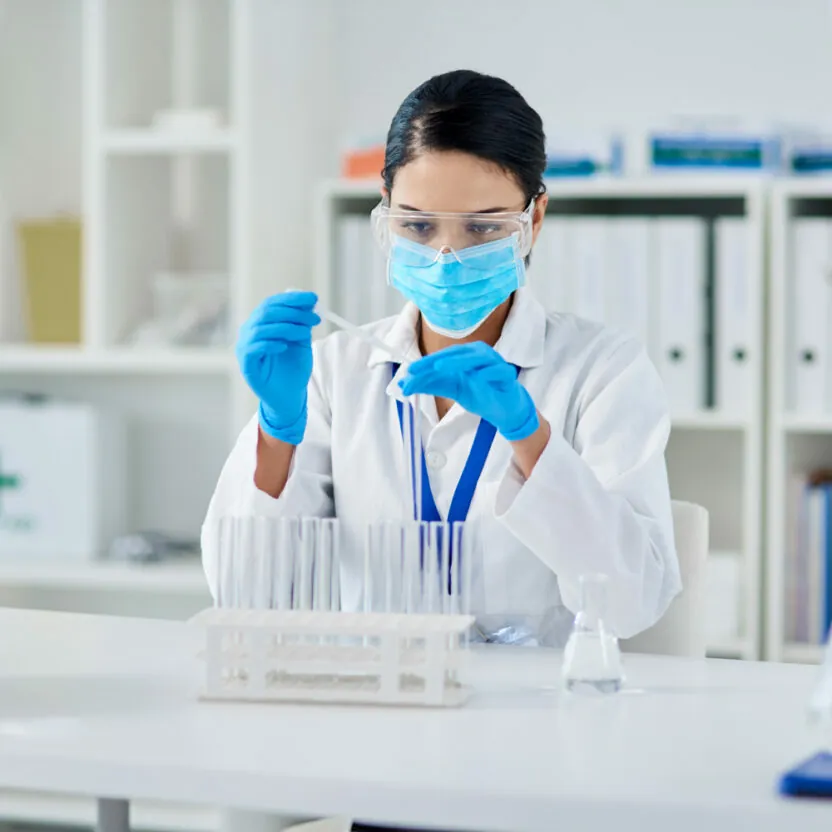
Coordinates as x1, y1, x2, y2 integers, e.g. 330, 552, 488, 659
512, 235, 527, 289
492, 233, 527, 290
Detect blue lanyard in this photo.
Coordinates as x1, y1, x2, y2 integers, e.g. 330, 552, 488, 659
391, 360, 520, 618
395, 396, 497, 523
392, 363, 515, 524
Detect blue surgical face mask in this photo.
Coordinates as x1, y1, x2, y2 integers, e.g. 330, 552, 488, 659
387, 234, 526, 338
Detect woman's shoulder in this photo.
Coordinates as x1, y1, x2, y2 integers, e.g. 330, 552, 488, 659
536, 310, 668, 423
542, 310, 647, 368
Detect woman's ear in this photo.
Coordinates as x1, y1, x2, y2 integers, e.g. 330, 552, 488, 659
531, 193, 548, 245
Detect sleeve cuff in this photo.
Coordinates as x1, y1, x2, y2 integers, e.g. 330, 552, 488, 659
241, 453, 310, 515
227, 416, 323, 516
493, 430, 571, 522
492, 430, 613, 579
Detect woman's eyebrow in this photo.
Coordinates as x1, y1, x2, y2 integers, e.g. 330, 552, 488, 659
394, 203, 510, 214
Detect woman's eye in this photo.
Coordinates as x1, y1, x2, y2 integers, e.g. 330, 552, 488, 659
467, 222, 501, 236
399, 220, 434, 236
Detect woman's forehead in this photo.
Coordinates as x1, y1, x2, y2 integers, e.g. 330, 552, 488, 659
390, 150, 525, 214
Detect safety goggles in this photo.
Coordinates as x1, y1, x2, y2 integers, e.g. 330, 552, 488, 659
370, 199, 536, 263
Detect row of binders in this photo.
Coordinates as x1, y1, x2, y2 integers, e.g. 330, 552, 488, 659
786, 472, 832, 645
529, 216, 752, 416
334, 215, 756, 416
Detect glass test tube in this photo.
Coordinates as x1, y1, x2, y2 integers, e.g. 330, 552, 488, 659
412, 394, 423, 524
401, 396, 414, 520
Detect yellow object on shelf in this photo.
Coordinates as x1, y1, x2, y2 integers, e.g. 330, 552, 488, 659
16, 217, 82, 344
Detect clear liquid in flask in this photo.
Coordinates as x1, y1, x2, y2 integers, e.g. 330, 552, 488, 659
562, 573, 624, 695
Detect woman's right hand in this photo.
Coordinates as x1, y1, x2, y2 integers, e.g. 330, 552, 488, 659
235, 290, 321, 445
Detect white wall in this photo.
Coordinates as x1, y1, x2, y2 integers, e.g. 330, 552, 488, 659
246, 0, 337, 302
331, 0, 832, 151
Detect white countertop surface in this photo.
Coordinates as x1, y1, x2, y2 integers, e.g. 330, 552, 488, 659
0, 608, 829, 831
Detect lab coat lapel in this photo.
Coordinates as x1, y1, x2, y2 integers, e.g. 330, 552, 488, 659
493, 288, 547, 371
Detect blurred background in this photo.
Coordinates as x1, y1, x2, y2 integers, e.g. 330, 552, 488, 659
4, 0, 832, 827
2, 0, 832, 679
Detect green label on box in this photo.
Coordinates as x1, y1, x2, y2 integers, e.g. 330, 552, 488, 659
0, 456, 34, 532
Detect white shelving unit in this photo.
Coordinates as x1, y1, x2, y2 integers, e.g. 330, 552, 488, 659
0, 1, 251, 622
82, 0, 251, 428
315, 177, 766, 660
766, 179, 832, 664
0, 11, 245, 828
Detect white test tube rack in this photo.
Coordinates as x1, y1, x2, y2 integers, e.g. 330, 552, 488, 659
194, 609, 475, 707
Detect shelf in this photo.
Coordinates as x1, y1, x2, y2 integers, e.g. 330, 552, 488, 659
780, 413, 832, 433
100, 129, 238, 154
0, 791, 218, 832
0, 558, 209, 594
670, 412, 751, 431
545, 176, 766, 199
782, 642, 825, 664
706, 637, 754, 660
771, 177, 832, 199
320, 176, 766, 202
0, 346, 233, 375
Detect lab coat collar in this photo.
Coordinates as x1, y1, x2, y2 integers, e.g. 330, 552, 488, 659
493, 288, 547, 371
367, 303, 422, 369
368, 288, 547, 372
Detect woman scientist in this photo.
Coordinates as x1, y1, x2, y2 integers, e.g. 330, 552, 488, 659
202, 69, 681, 645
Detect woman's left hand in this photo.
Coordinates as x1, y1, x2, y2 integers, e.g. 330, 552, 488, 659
399, 342, 540, 441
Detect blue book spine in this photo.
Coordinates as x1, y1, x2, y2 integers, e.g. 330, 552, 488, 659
650, 135, 781, 170
543, 158, 601, 177
791, 152, 832, 174
797, 484, 809, 643
825, 485, 832, 642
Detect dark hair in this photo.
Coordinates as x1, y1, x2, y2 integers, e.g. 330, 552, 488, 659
382, 69, 546, 204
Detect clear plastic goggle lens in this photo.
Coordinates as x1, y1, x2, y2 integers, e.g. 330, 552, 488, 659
389, 233, 524, 271
370, 200, 535, 260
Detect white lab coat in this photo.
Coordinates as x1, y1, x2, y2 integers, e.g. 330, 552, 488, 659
202, 288, 681, 644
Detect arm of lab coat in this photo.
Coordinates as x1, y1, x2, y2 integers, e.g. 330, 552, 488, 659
493, 338, 680, 639
200, 356, 334, 597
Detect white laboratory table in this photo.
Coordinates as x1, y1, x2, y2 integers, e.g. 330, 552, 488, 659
0, 608, 829, 832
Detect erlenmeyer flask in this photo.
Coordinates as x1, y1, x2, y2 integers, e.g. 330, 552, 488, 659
562, 573, 624, 694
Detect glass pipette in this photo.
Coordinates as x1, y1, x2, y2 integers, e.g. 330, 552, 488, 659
316, 303, 410, 365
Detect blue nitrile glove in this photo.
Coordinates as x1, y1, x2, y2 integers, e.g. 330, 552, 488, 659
398, 342, 539, 441
235, 291, 321, 444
